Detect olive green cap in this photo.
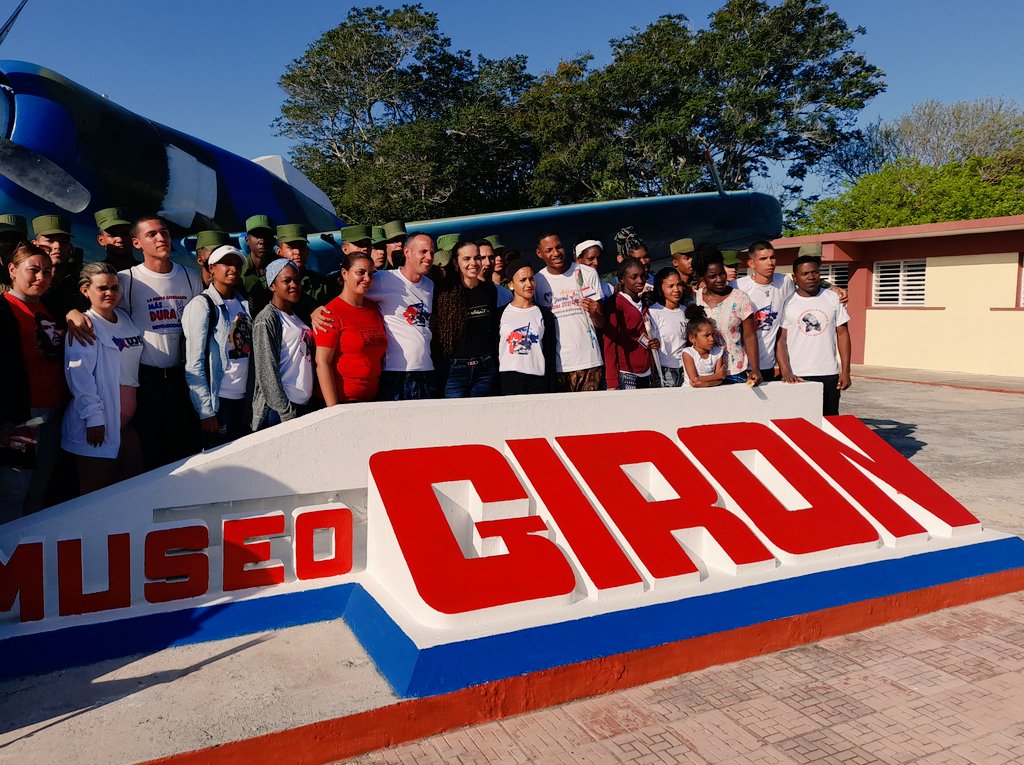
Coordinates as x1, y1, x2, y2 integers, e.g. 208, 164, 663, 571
484, 234, 505, 250
196, 230, 233, 251
94, 207, 130, 232
277, 224, 308, 244
436, 233, 461, 251
722, 249, 740, 267
32, 214, 71, 237
245, 214, 275, 234
0, 214, 27, 236
433, 249, 452, 268
382, 220, 407, 241
797, 242, 823, 257
341, 225, 372, 244
670, 237, 694, 256
371, 225, 386, 246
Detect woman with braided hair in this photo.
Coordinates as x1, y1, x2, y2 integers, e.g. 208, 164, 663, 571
431, 240, 498, 398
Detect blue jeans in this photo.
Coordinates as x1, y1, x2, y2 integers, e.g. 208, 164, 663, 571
442, 356, 496, 398
377, 371, 437, 401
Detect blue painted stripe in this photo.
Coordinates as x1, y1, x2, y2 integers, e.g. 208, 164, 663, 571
0, 584, 354, 680
348, 537, 1024, 698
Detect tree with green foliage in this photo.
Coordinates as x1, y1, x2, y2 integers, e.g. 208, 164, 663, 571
275, 4, 535, 222
524, 0, 884, 206
277, 1, 885, 219
793, 151, 1024, 234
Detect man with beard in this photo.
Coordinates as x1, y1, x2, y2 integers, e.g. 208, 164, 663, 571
241, 214, 277, 314
367, 232, 437, 400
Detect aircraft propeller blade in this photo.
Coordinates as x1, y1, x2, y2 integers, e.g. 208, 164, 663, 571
0, 137, 91, 212
0, 0, 29, 48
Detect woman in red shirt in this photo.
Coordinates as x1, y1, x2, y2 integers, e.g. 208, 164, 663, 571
1, 243, 67, 518
314, 253, 387, 405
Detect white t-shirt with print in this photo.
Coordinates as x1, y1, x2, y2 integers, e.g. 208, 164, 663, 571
782, 288, 850, 377
366, 269, 435, 372
498, 304, 545, 376
118, 263, 202, 368
534, 262, 602, 373
92, 308, 144, 387
647, 304, 687, 370
219, 297, 251, 399
275, 307, 314, 405
681, 346, 724, 386
733, 273, 794, 370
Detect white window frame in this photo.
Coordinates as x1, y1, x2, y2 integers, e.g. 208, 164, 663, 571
873, 259, 926, 306
820, 262, 849, 290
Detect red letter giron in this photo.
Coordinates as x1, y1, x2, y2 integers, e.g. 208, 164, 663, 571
776, 416, 980, 537
222, 514, 285, 592
507, 438, 642, 591
369, 445, 576, 614
293, 507, 353, 581
557, 431, 774, 579
144, 525, 210, 604
57, 534, 132, 616
679, 423, 880, 557
0, 542, 44, 622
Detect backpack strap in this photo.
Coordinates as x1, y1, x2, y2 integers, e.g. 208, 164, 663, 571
201, 293, 218, 383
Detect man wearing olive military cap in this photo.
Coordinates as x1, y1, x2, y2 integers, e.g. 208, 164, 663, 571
33, 215, 83, 318
278, 223, 336, 310
241, 214, 277, 314
382, 220, 407, 270
370, 226, 387, 270
94, 207, 137, 272
32, 214, 74, 268
195, 230, 234, 287
670, 237, 696, 289
341, 224, 372, 257
0, 213, 27, 290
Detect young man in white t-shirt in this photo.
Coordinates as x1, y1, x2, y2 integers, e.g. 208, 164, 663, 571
731, 240, 795, 381
732, 240, 850, 381
533, 233, 605, 391
366, 232, 438, 400
777, 255, 852, 417
117, 215, 203, 468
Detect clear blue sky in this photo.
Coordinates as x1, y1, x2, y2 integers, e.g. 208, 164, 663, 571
2, 0, 1022, 176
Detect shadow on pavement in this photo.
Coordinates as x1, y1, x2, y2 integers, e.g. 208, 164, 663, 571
0, 635, 269, 743
860, 417, 926, 459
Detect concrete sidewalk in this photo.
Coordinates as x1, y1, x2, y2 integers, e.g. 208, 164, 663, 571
1, 377, 1021, 764
348, 591, 1024, 765
851, 364, 1024, 394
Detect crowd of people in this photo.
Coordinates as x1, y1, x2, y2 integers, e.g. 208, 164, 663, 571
0, 209, 851, 521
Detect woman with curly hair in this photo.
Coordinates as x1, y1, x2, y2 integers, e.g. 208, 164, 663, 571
431, 240, 498, 398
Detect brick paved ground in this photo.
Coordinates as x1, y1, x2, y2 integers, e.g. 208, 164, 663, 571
346, 590, 1024, 764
